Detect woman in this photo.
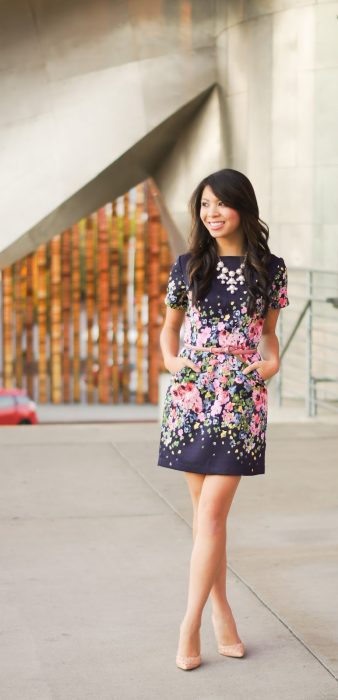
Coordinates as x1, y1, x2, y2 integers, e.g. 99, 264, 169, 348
157, 168, 290, 671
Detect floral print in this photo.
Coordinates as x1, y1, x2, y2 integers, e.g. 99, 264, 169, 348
157, 253, 289, 476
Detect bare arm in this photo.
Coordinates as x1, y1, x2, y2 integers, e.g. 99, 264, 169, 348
243, 307, 280, 381
160, 307, 200, 375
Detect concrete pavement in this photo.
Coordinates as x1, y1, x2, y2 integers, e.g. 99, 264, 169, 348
0, 421, 337, 699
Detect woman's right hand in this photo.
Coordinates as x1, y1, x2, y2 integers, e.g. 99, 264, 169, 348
165, 355, 201, 376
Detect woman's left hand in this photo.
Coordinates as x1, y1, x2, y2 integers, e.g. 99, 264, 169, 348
242, 359, 279, 382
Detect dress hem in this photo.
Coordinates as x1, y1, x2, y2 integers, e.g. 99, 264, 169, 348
157, 461, 265, 476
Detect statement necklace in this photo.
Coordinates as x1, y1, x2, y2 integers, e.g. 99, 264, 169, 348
216, 252, 247, 293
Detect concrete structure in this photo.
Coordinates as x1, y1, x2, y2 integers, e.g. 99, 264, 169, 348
1, 0, 337, 270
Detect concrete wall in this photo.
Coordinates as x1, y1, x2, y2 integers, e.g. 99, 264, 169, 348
215, 0, 338, 270
1, 0, 337, 272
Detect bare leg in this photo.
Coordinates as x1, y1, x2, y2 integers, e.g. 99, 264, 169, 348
177, 472, 241, 658
193, 503, 242, 646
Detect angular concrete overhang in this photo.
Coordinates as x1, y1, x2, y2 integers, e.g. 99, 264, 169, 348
0, 86, 217, 268
0, 0, 220, 268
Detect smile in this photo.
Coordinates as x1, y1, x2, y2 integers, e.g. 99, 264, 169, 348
208, 221, 225, 229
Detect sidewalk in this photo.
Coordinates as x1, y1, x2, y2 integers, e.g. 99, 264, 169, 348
0, 421, 337, 699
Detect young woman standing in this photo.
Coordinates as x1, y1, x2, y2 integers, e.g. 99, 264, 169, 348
157, 168, 289, 670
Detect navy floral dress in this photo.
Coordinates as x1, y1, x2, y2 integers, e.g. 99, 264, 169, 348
157, 253, 289, 476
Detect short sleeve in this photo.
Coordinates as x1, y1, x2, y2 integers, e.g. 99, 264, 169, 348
268, 257, 290, 309
164, 255, 188, 310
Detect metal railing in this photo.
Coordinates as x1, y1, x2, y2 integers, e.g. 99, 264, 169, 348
276, 267, 338, 416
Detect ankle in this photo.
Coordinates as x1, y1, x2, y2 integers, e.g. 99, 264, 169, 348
181, 614, 201, 632
212, 602, 231, 618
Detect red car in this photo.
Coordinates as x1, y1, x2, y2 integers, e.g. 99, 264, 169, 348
0, 389, 38, 425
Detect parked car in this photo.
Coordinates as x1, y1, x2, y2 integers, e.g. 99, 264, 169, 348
0, 389, 39, 425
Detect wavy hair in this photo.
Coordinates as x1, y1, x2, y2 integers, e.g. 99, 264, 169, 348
183, 169, 272, 317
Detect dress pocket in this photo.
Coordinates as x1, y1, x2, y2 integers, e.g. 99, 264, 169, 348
252, 368, 266, 386
172, 365, 187, 381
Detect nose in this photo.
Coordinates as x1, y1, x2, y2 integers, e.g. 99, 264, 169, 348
208, 204, 220, 216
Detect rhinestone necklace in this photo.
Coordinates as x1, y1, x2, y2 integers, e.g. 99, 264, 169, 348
216, 252, 247, 293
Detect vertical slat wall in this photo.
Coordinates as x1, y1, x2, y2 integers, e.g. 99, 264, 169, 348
97, 208, 110, 403
135, 183, 145, 404
110, 200, 120, 402
2, 267, 13, 387
147, 180, 161, 404
14, 260, 23, 387
85, 215, 96, 404
50, 236, 62, 403
122, 193, 130, 403
37, 244, 48, 402
26, 254, 34, 399
61, 231, 71, 402
0, 181, 173, 403
72, 224, 81, 402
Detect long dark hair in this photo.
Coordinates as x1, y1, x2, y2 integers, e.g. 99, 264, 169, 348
185, 168, 272, 317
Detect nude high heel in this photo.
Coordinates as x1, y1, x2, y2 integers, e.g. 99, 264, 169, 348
211, 613, 245, 658
176, 653, 202, 670
176, 621, 202, 670
217, 641, 245, 658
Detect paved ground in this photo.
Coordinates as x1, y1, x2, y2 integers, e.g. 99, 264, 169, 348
0, 421, 337, 700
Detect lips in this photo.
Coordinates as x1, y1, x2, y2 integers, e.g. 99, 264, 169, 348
208, 221, 225, 229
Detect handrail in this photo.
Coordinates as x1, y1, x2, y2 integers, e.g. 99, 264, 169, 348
277, 268, 338, 417
279, 300, 310, 361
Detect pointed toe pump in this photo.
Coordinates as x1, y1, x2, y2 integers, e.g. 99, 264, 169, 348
176, 653, 202, 670
211, 613, 245, 658
217, 641, 245, 658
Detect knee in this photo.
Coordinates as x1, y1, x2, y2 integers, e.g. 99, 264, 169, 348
191, 489, 203, 512
197, 501, 225, 536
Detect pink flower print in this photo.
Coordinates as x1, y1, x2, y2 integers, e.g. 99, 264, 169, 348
214, 387, 230, 404
219, 372, 230, 384
249, 413, 263, 436
176, 382, 203, 413
211, 401, 223, 417
235, 374, 244, 384
201, 374, 211, 387
170, 384, 186, 404
226, 329, 242, 346
218, 322, 225, 331
279, 288, 288, 307
222, 410, 235, 423
197, 326, 211, 345
228, 356, 238, 369
197, 412, 206, 422
183, 316, 192, 343
208, 358, 218, 367
248, 319, 264, 342
219, 331, 242, 349
252, 389, 264, 410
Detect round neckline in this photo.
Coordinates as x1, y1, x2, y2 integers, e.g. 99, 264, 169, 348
218, 255, 244, 258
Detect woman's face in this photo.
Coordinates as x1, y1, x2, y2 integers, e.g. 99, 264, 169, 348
200, 185, 241, 241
